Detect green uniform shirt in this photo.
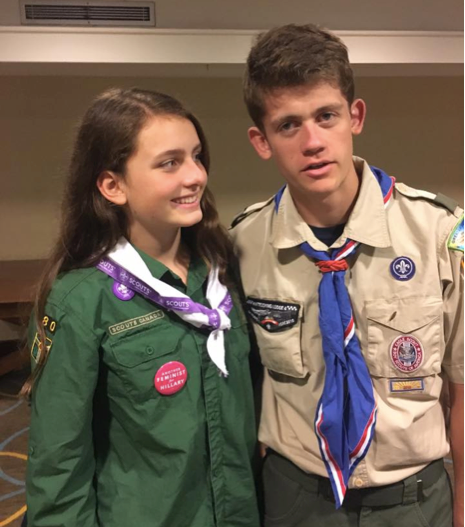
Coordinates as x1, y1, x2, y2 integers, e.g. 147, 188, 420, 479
27, 250, 260, 527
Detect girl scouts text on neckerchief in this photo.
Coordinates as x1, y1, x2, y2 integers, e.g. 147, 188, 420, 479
96, 239, 233, 376
274, 167, 395, 508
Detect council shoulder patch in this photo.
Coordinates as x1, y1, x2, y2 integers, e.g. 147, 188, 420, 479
246, 297, 300, 333
448, 216, 464, 253
108, 310, 164, 336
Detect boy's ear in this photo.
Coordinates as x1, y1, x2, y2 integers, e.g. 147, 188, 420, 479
248, 127, 273, 160
96, 171, 128, 205
350, 98, 367, 136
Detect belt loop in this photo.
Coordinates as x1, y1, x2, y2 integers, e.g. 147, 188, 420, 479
402, 474, 419, 505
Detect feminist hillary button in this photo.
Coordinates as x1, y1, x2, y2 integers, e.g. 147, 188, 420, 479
112, 281, 135, 301
154, 361, 188, 395
390, 335, 424, 373
390, 256, 416, 281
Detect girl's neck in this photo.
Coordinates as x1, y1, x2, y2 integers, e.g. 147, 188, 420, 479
129, 227, 190, 284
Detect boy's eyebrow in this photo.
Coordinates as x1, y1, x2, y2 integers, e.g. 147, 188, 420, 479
270, 103, 345, 129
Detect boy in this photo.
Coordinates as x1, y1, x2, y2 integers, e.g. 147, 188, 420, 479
231, 24, 463, 527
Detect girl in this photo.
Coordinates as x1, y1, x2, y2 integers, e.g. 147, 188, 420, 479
24, 88, 260, 527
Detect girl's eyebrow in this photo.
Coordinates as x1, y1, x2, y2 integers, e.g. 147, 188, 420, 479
154, 143, 202, 159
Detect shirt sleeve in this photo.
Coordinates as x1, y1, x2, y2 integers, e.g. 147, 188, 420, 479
441, 220, 464, 384
26, 302, 101, 527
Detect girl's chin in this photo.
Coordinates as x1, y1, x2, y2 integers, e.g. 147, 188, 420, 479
175, 210, 203, 229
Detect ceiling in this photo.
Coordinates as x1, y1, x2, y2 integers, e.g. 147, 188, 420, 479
0, 0, 463, 31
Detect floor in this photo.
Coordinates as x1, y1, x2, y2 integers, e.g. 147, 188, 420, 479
0, 368, 29, 527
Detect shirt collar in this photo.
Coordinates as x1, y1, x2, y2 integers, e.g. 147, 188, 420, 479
134, 245, 208, 296
270, 157, 392, 251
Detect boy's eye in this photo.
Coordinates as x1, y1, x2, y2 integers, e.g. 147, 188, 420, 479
320, 112, 335, 122
279, 121, 298, 133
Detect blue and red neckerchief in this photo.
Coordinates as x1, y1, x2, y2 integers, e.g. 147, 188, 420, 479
274, 167, 395, 508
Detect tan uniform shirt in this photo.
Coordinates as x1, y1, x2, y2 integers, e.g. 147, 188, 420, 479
231, 158, 464, 488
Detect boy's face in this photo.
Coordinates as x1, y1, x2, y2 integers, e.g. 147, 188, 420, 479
248, 82, 365, 205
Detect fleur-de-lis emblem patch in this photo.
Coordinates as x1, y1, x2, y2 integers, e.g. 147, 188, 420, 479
390, 256, 416, 281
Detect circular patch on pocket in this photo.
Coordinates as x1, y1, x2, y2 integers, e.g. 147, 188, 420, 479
390, 335, 424, 372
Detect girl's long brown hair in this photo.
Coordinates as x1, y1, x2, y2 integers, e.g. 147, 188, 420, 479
22, 87, 234, 396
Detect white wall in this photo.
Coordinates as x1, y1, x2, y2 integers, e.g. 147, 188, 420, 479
0, 75, 463, 260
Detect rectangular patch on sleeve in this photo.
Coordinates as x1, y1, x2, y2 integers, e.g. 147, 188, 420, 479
389, 379, 425, 392
108, 310, 164, 336
448, 216, 464, 252
31, 333, 53, 363
246, 297, 300, 333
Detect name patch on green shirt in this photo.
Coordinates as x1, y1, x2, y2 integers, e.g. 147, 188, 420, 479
109, 310, 164, 336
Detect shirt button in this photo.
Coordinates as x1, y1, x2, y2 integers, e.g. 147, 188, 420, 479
354, 478, 365, 488
146, 346, 154, 355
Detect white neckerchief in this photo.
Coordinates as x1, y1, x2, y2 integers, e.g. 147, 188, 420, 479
108, 239, 231, 376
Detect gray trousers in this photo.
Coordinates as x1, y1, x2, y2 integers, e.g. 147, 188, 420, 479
263, 452, 453, 527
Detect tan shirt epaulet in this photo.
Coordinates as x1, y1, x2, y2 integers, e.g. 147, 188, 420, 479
230, 196, 274, 229
395, 182, 462, 217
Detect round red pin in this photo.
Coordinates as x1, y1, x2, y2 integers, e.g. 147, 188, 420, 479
154, 361, 188, 395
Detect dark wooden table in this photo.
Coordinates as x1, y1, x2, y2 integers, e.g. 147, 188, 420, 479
0, 260, 46, 376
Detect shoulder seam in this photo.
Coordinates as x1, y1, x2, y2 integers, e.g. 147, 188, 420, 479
230, 196, 274, 229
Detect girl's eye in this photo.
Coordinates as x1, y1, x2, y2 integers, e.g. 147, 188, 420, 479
160, 159, 177, 169
194, 152, 203, 164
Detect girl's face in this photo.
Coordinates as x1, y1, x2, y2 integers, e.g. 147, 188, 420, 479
117, 115, 207, 245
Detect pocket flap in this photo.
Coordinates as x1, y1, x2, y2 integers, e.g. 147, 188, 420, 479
110, 326, 180, 368
366, 296, 442, 334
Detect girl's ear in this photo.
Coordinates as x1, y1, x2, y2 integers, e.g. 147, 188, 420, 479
96, 171, 128, 205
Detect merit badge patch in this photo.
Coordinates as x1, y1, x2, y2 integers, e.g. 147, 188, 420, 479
389, 378, 425, 393
390, 335, 424, 373
390, 256, 416, 281
447, 216, 464, 253
31, 333, 53, 363
246, 297, 300, 333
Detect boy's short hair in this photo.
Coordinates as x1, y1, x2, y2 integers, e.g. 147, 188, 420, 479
244, 24, 355, 129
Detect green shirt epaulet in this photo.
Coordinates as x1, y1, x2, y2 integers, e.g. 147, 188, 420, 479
230, 197, 274, 229
395, 182, 460, 215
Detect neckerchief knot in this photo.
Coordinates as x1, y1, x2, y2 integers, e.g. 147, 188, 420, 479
316, 259, 349, 273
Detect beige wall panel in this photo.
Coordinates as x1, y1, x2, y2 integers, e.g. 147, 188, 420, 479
0, 76, 462, 260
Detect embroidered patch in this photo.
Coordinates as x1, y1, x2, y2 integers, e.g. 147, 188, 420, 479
108, 310, 164, 336
30, 333, 53, 363
390, 256, 416, 281
41, 314, 57, 334
389, 378, 425, 392
447, 216, 464, 252
246, 297, 300, 333
390, 335, 424, 373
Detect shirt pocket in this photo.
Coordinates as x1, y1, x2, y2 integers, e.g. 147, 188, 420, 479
246, 296, 306, 378
109, 324, 184, 401
365, 296, 443, 378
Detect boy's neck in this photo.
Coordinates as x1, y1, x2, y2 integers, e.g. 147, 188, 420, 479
290, 168, 360, 228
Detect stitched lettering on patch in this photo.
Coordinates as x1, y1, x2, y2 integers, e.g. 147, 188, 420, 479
246, 297, 300, 333
109, 310, 164, 336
